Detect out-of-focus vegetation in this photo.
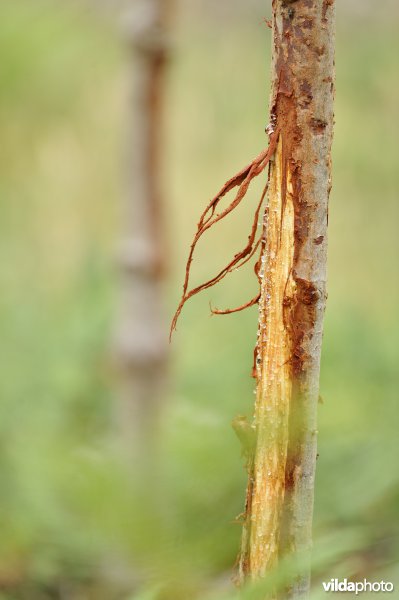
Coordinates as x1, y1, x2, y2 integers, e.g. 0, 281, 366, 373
0, 1, 398, 598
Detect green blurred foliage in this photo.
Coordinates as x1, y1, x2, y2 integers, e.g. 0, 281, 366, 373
0, 1, 398, 598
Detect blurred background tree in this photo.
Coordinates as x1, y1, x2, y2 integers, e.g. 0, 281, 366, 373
0, 1, 397, 599
112, 0, 172, 470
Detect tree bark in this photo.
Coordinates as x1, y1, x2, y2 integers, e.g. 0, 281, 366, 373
238, 1, 335, 597
113, 0, 172, 463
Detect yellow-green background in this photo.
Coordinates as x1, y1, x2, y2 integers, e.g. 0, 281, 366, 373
0, 1, 398, 598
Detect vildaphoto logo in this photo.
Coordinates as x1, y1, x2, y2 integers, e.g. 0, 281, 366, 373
322, 579, 394, 594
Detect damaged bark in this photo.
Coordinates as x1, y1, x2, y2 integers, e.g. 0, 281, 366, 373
238, 1, 335, 597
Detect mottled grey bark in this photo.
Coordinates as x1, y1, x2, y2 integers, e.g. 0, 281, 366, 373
238, 1, 335, 597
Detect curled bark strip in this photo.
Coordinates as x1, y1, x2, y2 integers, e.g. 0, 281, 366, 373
210, 292, 261, 315
170, 130, 279, 339
170, 186, 266, 335
197, 133, 277, 232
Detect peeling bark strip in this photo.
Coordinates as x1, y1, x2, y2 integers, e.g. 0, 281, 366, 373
239, 1, 335, 597
170, 130, 280, 339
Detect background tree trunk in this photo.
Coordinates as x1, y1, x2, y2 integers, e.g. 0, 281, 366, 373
113, 0, 172, 465
239, 1, 335, 597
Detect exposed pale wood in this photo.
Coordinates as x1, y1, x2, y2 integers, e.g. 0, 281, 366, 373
239, 137, 295, 581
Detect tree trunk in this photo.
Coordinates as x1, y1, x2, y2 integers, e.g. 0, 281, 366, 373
238, 1, 335, 597
113, 0, 172, 464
